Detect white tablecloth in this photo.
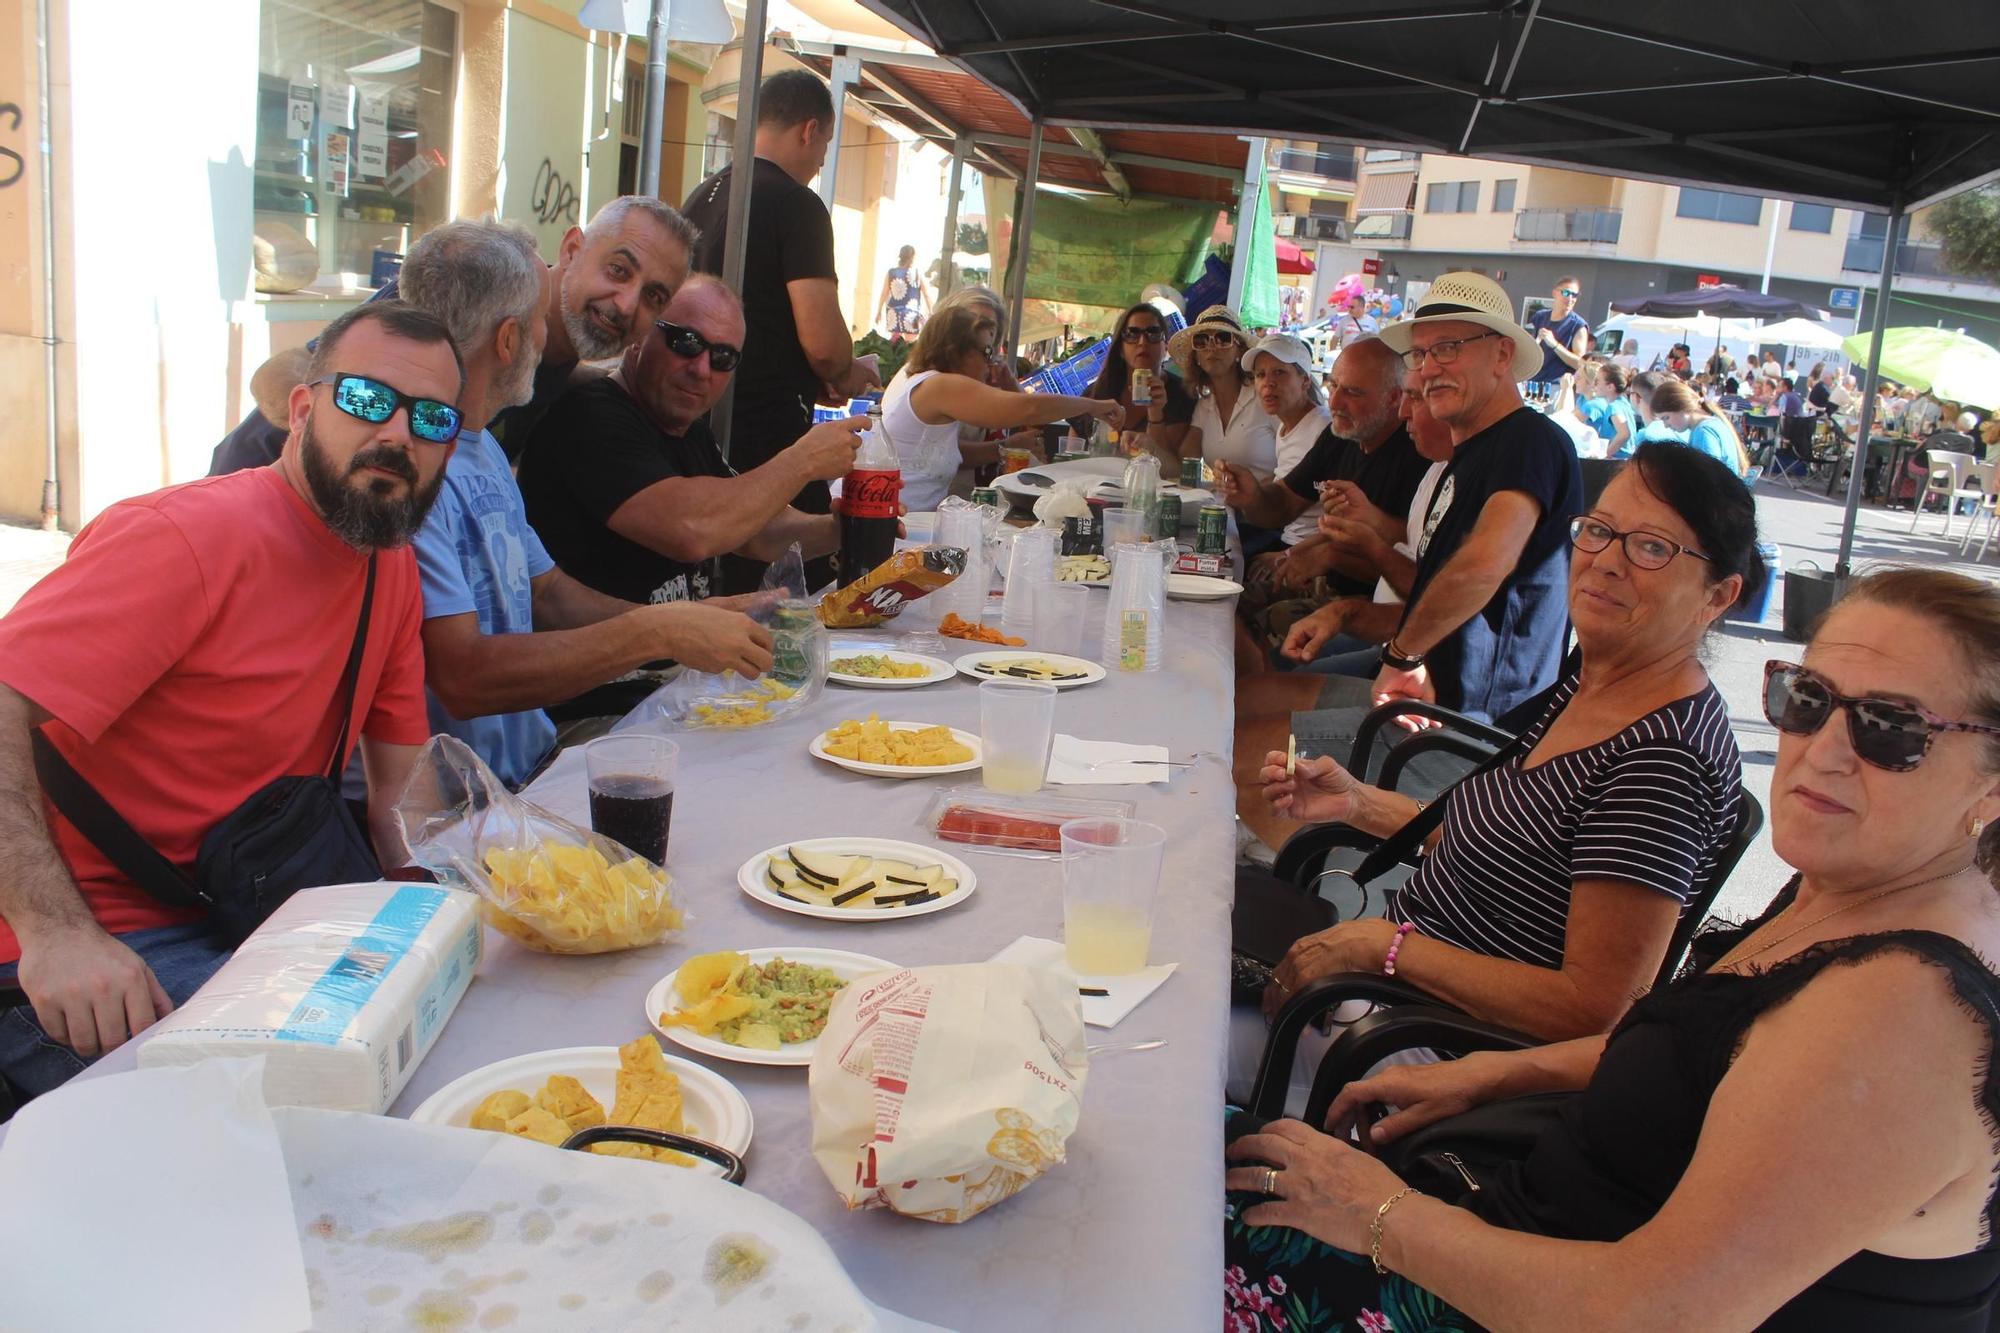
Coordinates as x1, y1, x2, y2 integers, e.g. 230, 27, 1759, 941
28, 594, 1239, 1331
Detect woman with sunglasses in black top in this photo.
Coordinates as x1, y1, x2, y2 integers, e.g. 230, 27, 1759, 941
1225, 566, 2000, 1331
1070, 303, 1196, 452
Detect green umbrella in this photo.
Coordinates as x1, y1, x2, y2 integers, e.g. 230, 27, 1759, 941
1839, 326, 2000, 408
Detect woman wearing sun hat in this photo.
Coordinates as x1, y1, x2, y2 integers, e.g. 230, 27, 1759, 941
1170, 305, 1281, 481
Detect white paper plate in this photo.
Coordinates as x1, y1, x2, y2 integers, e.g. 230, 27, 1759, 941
407, 1045, 753, 1176
1166, 573, 1245, 600
953, 651, 1106, 689
646, 946, 900, 1067
809, 721, 983, 778
737, 836, 978, 922
826, 647, 956, 689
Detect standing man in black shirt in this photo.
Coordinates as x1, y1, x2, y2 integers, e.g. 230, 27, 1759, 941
681, 69, 882, 592
1524, 275, 1590, 386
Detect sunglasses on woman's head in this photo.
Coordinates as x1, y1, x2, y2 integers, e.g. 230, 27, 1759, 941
308, 374, 463, 444
1121, 326, 1165, 344
1762, 660, 2000, 772
655, 320, 742, 372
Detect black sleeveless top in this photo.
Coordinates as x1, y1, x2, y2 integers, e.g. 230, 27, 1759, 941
1473, 880, 2000, 1330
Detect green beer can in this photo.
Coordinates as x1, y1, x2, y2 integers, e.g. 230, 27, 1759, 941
1180, 456, 1204, 489
1155, 492, 1182, 540
970, 486, 1001, 508
1196, 504, 1228, 556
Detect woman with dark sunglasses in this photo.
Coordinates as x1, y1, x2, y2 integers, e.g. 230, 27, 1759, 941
1225, 566, 2000, 1330
1072, 302, 1196, 452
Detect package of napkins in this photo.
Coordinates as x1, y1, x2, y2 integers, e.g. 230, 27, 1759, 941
137, 882, 480, 1113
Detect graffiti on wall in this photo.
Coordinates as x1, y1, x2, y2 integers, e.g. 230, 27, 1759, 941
0, 104, 24, 189
529, 158, 578, 226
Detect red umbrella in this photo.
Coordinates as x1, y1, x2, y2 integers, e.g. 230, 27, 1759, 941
1274, 239, 1315, 275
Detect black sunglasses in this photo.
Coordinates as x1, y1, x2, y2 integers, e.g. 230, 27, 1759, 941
1121, 326, 1166, 344
1762, 661, 2000, 772
309, 374, 462, 444
655, 320, 742, 372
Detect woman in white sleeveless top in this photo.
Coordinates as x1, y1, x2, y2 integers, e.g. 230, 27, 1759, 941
882, 303, 1119, 512
1168, 305, 1279, 479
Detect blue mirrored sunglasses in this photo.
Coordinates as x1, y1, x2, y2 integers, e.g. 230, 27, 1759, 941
310, 373, 463, 444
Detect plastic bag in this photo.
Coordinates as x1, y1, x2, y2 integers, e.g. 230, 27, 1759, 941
394, 735, 684, 954
1031, 477, 1093, 528
616, 546, 828, 731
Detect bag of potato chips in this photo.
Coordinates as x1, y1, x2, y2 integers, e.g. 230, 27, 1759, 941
808, 963, 1088, 1223
818, 547, 967, 629
394, 736, 684, 954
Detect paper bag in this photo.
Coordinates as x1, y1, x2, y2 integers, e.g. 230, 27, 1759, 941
808, 964, 1088, 1223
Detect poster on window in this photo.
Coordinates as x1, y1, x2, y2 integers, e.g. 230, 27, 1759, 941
286, 83, 314, 140
356, 93, 389, 180
325, 131, 351, 196
320, 81, 353, 130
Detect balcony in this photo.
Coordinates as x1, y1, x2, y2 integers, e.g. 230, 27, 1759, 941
1285, 214, 1349, 243
1351, 211, 1413, 242
1842, 237, 1956, 279
1514, 207, 1622, 244
1272, 147, 1357, 182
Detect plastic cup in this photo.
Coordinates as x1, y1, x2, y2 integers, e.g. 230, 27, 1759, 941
979, 680, 1057, 794
584, 735, 678, 865
1032, 580, 1090, 658
1060, 818, 1167, 976
1103, 507, 1150, 550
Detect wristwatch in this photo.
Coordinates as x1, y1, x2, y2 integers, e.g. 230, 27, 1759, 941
1380, 638, 1426, 672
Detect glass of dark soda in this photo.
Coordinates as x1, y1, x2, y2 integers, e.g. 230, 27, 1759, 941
583, 735, 679, 866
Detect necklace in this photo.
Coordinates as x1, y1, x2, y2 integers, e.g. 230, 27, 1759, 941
1718, 864, 1976, 969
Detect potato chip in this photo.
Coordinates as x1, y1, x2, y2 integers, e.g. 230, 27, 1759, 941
821, 715, 973, 767
478, 837, 683, 955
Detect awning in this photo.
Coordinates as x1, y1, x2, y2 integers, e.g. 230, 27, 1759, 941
1355, 170, 1417, 213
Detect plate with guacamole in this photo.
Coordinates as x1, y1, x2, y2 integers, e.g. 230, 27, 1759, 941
645, 947, 900, 1068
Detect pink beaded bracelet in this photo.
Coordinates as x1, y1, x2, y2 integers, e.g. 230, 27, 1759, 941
1383, 922, 1417, 975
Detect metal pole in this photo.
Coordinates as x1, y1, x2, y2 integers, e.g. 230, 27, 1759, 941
638, 0, 672, 198
936, 135, 967, 304
36, 0, 60, 529
1835, 207, 1903, 577
1006, 119, 1044, 365
711, 0, 769, 460
817, 52, 859, 208
1759, 199, 1778, 294
1227, 136, 1268, 312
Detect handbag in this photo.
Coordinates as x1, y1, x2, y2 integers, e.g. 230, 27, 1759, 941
1373, 1093, 1575, 1203
30, 555, 383, 945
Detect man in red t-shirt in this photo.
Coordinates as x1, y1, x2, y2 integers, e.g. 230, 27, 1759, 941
0, 301, 458, 1101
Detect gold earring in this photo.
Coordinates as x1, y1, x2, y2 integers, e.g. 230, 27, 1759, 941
1974, 817, 1987, 839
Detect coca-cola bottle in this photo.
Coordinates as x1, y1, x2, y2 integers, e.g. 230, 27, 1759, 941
836, 409, 902, 588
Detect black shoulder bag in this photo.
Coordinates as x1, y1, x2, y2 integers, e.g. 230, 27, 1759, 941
31, 555, 384, 945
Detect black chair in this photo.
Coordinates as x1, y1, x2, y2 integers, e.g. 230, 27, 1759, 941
1249, 790, 1765, 1124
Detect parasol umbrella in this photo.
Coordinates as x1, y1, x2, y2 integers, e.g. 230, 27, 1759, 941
1751, 317, 1846, 351
1610, 285, 1826, 371
1837, 326, 2000, 409
1274, 239, 1315, 275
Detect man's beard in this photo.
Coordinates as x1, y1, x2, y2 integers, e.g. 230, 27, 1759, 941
1333, 403, 1396, 444
561, 276, 626, 361
500, 342, 540, 410
301, 417, 446, 551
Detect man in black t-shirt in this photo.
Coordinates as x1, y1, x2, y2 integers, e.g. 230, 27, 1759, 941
681, 70, 882, 592
1525, 275, 1590, 384
209, 197, 693, 473
517, 277, 865, 612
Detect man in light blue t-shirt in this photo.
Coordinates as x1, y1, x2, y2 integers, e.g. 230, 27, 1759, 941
402, 219, 775, 786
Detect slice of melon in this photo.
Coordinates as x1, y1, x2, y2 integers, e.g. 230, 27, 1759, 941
790, 846, 856, 885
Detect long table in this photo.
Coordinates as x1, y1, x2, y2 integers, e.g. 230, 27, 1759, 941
49, 594, 1240, 1330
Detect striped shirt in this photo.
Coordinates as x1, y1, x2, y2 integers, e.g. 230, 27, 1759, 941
1399, 672, 1743, 971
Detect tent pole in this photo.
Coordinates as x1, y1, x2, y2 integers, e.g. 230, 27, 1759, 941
937, 134, 967, 303
1006, 119, 1044, 366
817, 52, 860, 208
638, 0, 672, 198
1835, 206, 1903, 578
711, 0, 769, 462
1227, 137, 1267, 312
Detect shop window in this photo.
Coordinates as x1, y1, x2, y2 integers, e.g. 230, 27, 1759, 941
254, 0, 458, 297
1676, 187, 1763, 225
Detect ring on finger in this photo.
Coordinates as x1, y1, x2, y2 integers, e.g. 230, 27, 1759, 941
1261, 1167, 1281, 1196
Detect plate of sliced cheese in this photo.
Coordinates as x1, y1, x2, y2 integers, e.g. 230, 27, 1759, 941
737, 836, 978, 921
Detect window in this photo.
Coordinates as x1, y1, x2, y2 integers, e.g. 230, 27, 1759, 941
1676, 187, 1763, 225
1492, 179, 1518, 212
1788, 202, 1834, 233
1424, 180, 1479, 213
703, 113, 735, 179
254, 1, 458, 296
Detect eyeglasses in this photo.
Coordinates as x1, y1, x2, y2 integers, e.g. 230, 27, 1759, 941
1189, 331, 1240, 350
1568, 516, 1711, 570
308, 374, 463, 444
1762, 660, 2000, 772
1399, 330, 1505, 370
1557, 288, 1580, 298
655, 319, 741, 372
1120, 326, 1166, 344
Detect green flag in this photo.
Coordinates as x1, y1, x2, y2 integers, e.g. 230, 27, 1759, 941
1237, 178, 1280, 330
1006, 190, 1214, 312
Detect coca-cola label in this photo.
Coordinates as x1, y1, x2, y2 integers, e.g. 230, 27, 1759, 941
843, 468, 902, 520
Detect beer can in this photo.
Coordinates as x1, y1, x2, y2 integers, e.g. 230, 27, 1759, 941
1180, 456, 1204, 489
1155, 492, 1182, 540
970, 486, 1001, 508
769, 599, 819, 683
1131, 368, 1153, 405
1196, 504, 1229, 555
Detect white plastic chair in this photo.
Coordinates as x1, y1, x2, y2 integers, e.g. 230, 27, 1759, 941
1959, 461, 2000, 560
1910, 450, 1976, 538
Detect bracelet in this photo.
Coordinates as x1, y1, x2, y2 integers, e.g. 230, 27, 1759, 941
1379, 638, 1426, 672
1371, 1186, 1420, 1274
1383, 922, 1417, 975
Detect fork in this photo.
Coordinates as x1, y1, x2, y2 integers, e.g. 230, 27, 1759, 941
1086, 1039, 1168, 1054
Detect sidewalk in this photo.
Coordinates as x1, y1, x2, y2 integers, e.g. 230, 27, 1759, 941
0, 523, 70, 618
1701, 478, 1997, 922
